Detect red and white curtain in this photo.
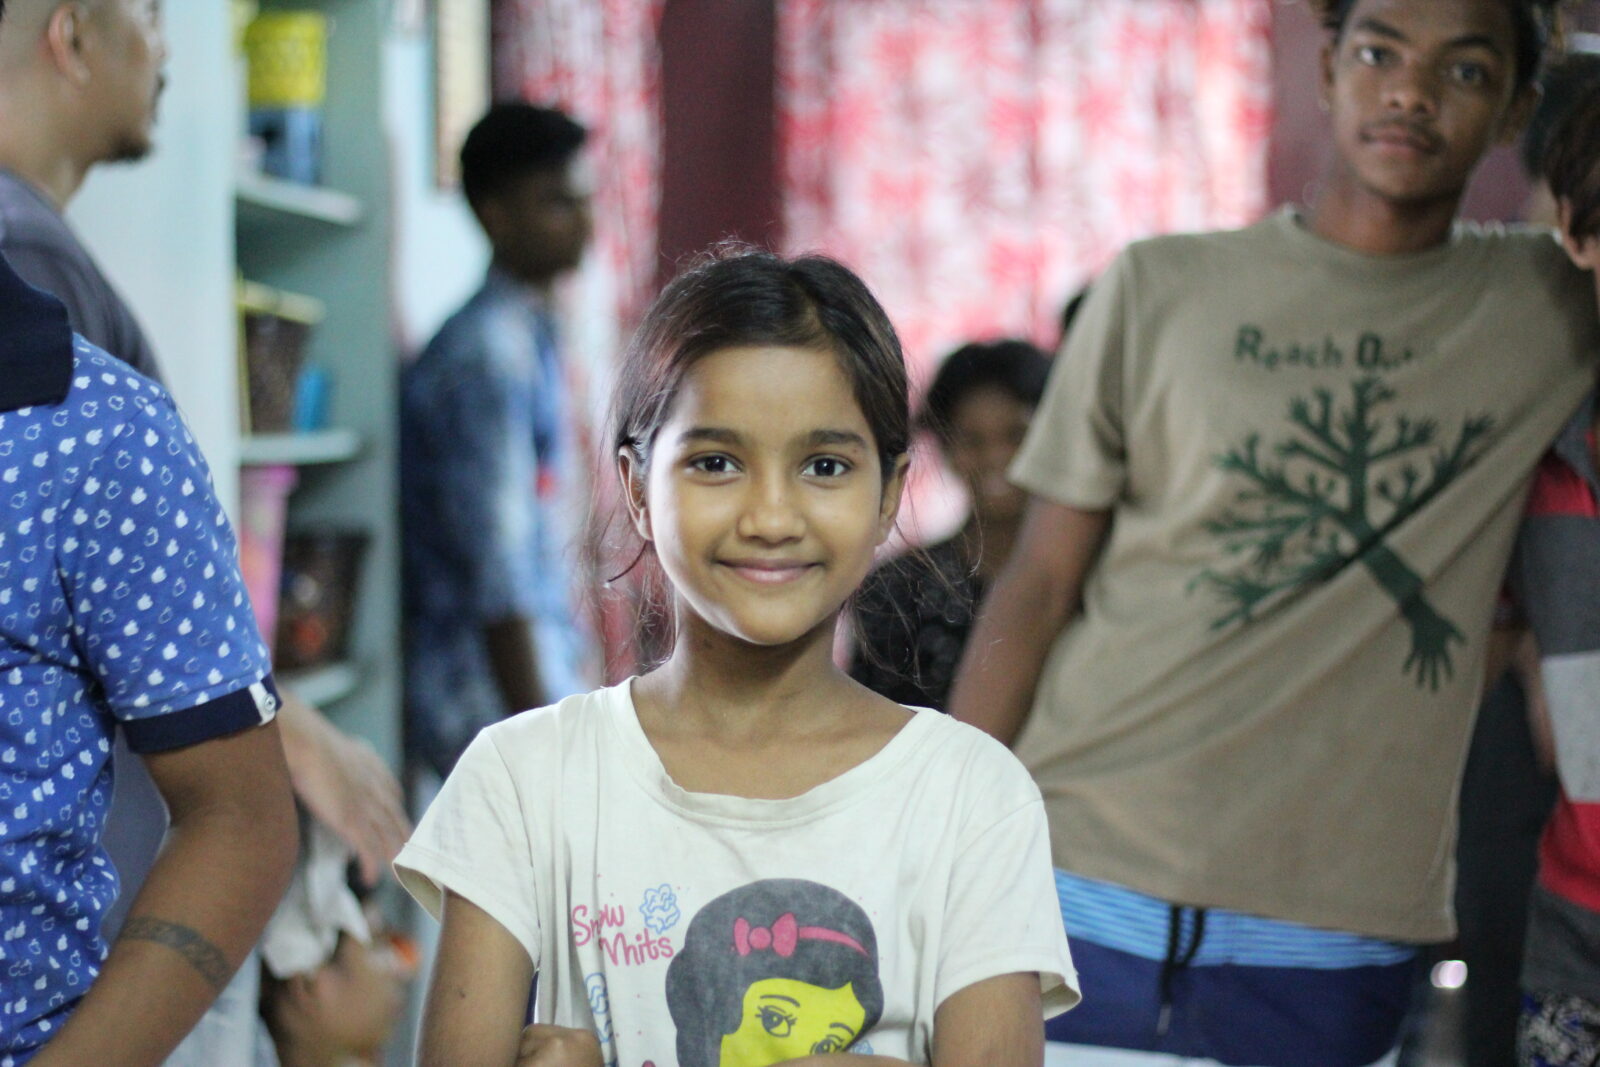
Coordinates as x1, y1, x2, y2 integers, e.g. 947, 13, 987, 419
493, 0, 667, 679
493, 0, 665, 335
778, 0, 1276, 376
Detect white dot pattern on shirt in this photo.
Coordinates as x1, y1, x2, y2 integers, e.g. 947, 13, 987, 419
0, 341, 269, 1056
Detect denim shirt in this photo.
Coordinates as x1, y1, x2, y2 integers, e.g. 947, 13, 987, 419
400, 269, 594, 775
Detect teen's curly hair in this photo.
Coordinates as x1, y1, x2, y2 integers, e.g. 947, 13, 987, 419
1310, 0, 1562, 89
1541, 79, 1600, 241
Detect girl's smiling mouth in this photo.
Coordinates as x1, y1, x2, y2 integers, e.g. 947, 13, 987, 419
721, 559, 819, 584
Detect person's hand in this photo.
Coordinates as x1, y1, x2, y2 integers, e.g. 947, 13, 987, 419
277, 689, 412, 886
517, 1024, 603, 1067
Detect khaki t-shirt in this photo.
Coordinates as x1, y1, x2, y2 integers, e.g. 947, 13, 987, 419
1009, 209, 1599, 942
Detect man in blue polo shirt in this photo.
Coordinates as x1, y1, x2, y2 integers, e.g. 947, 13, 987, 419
0, 248, 298, 1064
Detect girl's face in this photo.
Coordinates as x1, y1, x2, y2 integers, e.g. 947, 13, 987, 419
624, 345, 906, 649
943, 386, 1034, 527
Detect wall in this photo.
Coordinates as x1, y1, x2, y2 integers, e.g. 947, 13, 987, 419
384, 16, 487, 355
69, 7, 241, 508
657, 0, 780, 274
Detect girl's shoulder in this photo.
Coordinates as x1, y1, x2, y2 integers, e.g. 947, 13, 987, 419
474, 683, 628, 767
895, 709, 1044, 809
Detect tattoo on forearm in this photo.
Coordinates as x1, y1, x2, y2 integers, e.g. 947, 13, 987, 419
120, 917, 233, 991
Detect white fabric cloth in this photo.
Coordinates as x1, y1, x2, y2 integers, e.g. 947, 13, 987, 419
260, 820, 372, 979
397, 681, 1077, 1067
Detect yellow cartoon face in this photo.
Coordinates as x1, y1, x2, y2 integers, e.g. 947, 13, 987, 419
717, 977, 868, 1066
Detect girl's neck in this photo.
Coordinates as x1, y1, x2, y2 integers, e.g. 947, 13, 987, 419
639, 617, 852, 741
961, 513, 1019, 583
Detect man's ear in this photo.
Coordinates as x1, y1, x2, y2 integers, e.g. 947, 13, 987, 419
43, 3, 92, 85
1557, 199, 1600, 271
876, 454, 911, 546
617, 447, 652, 542
1318, 40, 1337, 115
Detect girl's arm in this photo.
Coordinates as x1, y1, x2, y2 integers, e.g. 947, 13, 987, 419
419, 890, 536, 1067
783, 972, 1045, 1067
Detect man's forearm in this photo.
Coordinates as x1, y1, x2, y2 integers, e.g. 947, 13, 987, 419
948, 503, 1110, 746
32, 727, 298, 1066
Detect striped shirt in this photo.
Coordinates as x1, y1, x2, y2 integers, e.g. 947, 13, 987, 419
1508, 389, 1600, 1002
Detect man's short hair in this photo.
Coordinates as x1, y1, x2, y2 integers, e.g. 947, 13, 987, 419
1542, 79, 1600, 241
459, 103, 587, 209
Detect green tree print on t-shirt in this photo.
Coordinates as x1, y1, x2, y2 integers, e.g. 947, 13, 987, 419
1188, 375, 1494, 690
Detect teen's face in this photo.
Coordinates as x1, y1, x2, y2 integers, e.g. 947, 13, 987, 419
481, 160, 593, 286
88, 0, 167, 163
626, 345, 906, 650
1320, 0, 1529, 208
717, 978, 868, 1065
942, 386, 1033, 527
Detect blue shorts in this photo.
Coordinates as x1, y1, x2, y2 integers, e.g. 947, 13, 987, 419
1048, 870, 1417, 1067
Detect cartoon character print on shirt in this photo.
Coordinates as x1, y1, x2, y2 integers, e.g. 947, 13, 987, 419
665, 879, 883, 1067
1188, 363, 1495, 692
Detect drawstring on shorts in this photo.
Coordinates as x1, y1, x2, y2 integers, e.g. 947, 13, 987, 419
1156, 904, 1208, 1039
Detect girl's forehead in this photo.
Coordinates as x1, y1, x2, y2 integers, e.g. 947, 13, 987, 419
667, 344, 868, 425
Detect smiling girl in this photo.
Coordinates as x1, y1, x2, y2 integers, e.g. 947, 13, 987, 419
396, 249, 1078, 1067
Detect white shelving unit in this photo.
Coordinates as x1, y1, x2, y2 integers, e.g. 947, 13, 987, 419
235, 0, 398, 763
239, 428, 364, 466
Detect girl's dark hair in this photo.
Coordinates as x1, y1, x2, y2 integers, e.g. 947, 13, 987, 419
665, 879, 883, 1067
920, 339, 1051, 445
612, 245, 909, 477
1542, 79, 1600, 240
1314, 0, 1561, 90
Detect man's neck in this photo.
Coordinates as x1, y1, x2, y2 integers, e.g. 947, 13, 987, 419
489, 259, 556, 299
0, 128, 90, 211
1305, 169, 1462, 257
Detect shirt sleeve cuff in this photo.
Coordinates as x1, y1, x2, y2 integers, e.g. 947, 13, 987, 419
123, 675, 281, 753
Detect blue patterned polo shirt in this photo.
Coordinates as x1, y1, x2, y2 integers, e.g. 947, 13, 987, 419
0, 325, 277, 1061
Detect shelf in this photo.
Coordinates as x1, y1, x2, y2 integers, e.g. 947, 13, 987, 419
277, 660, 361, 707
240, 428, 362, 466
235, 169, 364, 228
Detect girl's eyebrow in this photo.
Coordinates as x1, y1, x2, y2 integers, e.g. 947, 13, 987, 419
678, 426, 743, 446
806, 429, 871, 450
759, 994, 801, 1006
677, 427, 870, 450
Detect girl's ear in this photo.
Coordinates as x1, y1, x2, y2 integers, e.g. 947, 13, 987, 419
876, 454, 911, 545
617, 447, 653, 542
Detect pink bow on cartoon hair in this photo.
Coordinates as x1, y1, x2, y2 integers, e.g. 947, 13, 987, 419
733, 913, 868, 958
734, 913, 799, 957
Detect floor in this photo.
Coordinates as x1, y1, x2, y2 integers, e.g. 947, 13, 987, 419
1414, 984, 1468, 1067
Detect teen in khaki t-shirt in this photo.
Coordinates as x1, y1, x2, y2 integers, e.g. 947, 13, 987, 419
949, 0, 1598, 1063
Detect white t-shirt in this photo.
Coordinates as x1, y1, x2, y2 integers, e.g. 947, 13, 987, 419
396, 681, 1078, 1067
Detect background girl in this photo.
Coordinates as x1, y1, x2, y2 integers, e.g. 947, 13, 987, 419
395, 248, 1077, 1067
850, 339, 1053, 710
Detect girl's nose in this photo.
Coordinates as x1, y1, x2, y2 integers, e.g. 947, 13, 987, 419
736, 475, 806, 543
